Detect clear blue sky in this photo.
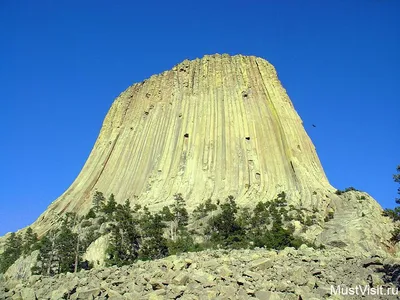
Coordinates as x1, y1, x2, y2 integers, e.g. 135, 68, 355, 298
0, 1, 399, 236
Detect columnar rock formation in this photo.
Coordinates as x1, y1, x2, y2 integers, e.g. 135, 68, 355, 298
24, 54, 392, 253
34, 54, 329, 228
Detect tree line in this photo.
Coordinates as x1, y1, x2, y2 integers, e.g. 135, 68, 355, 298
1, 191, 321, 275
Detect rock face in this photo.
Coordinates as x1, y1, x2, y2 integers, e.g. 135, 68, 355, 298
8, 54, 392, 254
3, 251, 39, 281
82, 234, 110, 268
33, 54, 332, 229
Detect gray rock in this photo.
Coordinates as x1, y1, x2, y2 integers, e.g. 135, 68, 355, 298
316, 286, 332, 298
50, 287, 68, 300
219, 285, 236, 299
218, 265, 233, 278
28, 275, 41, 285
191, 270, 216, 286
290, 267, 309, 286
123, 291, 141, 299
11, 291, 23, 300
362, 257, 383, 268
255, 290, 282, 300
149, 278, 164, 290
250, 258, 274, 270
172, 271, 189, 285
73, 287, 101, 299
4, 251, 39, 282
20, 288, 36, 300
105, 288, 124, 300
243, 270, 262, 281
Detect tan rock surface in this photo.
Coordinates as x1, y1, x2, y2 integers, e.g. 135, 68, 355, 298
1, 54, 393, 255
32, 54, 333, 232
82, 234, 110, 268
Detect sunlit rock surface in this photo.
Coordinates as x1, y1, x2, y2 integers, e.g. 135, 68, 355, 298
19, 54, 393, 253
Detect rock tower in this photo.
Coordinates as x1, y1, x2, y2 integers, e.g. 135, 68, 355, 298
27, 54, 393, 254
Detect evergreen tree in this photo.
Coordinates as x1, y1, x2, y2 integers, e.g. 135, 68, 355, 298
253, 226, 295, 250
63, 212, 78, 227
170, 193, 189, 241
103, 193, 117, 216
106, 200, 140, 266
0, 232, 22, 273
33, 214, 83, 275
207, 196, 247, 249
236, 206, 252, 231
161, 206, 174, 221
250, 201, 270, 232
172, 193, 189, 226
32, 234, 54, 275
193, 198, 217, 220
139, 213, 169, 260
92, 191, 105, 212
22, 227, 38, 256
85, 208, 96, 219
55, 224, 78, 273
384, 166, 400, 221
395, 165, 400, 204
383, 165, 400, 242
167, 230, 200, 255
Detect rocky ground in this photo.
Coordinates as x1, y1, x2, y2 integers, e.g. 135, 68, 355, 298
1, 245, 400, 300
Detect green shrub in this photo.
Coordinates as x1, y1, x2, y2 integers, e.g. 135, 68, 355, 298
97, 216, 106, 225
85, 208, 96, 219
193, 198, 217, 220
81, 220, 92, 228
167, 232, 200, 255
324, 211, 335, 222
304, 216, 316, 226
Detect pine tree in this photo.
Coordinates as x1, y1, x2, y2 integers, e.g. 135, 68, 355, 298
0, 232, 22, 273
103, 193, 117, 216
167, 230, 199, 255
32, 234, 53, 275
206, 196, 247, 249
32, 213, 85, 275
55, 224, 78, 273
85, 208, 96, 219
92, 191, 105, 212
383, 165, 400, 242
22, 227, 38, 256
106, 200, 140, 266
35, 229, 60, 276
161, 206, 174, 221
250, 201, 271, 232
139, 213, 168, 260
394, 165, 400, 205
384, 166, 400, 221
170, 193, 189, 241
193, 198, 217, 220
